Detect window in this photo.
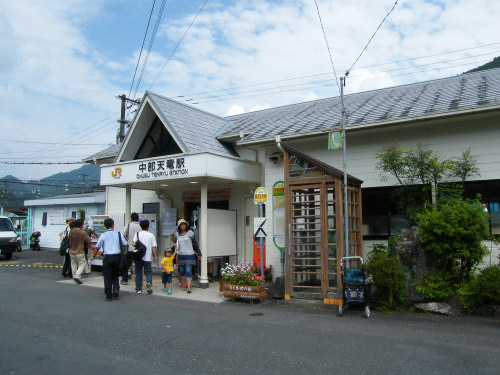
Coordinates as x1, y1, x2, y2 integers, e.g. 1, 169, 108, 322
362, 187, 413, 238
42, 212, 47, 226
143, 202, 160, 214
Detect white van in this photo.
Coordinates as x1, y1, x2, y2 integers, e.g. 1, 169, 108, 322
0, 216, 17, 260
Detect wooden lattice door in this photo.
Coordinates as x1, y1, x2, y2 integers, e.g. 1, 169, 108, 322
288, 181, 341, 299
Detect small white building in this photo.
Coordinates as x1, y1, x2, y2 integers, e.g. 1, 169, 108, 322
24, 192, 106, 249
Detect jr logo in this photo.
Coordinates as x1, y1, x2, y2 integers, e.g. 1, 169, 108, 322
111, 167, 122, 179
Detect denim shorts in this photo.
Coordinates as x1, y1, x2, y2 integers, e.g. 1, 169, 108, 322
162, 272, 173, 284
178, 263, 193, 280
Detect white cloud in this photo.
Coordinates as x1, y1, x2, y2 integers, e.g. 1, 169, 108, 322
0, 0, 499, 180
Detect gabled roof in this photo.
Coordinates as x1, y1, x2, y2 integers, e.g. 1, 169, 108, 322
138, 92, 236, 157
223, 67, 500, 144
281, 143, 362, 186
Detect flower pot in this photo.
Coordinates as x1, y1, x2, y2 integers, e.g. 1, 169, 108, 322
223, 283, 268, 302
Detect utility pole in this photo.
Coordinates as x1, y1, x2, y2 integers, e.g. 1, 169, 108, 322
340, 76, 349, 259
116, 94, 141, 144
79, 174, 88, 193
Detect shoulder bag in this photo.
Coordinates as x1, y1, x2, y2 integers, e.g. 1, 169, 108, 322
133, 232, 147, 261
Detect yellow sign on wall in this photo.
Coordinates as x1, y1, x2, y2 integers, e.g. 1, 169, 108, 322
254, 187, 268, 204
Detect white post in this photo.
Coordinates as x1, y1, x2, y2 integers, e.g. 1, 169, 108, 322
199, 181, 209, 288
125, 185, 131, 221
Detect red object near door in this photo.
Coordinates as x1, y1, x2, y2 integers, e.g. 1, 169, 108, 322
253, 236, 266, 267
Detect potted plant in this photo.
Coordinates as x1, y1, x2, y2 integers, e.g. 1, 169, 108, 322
220, 263, 268, 302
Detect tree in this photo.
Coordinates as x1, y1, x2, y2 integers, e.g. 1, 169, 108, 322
375, 143, 480, 212
417, 200, 490, 283
449, 147, 480, 186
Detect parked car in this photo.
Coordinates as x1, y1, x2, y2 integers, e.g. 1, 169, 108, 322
0, 216, 17, 260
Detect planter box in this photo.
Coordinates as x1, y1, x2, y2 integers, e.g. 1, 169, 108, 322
223, 283, 268, 302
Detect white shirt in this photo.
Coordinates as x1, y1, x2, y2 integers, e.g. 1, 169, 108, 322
133, 230, 157, 262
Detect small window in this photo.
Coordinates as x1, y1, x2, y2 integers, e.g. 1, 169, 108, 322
143, 202, 159, 214
71, 211, 77, 219
42, 212, 47, 226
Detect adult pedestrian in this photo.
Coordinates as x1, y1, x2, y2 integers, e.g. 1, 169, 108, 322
69, 219, 91, 284
83, 221, 94, 274
60, 217, 74, 278
90, 218, 127, 302
132, 219, 157, 295
121, 212, 141, 285
173, 219, 201, 294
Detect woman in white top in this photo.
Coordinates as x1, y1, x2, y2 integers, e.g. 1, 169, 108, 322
173, 219, 200, 293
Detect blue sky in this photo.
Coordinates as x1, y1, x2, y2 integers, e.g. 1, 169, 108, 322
0, 0, 499, 180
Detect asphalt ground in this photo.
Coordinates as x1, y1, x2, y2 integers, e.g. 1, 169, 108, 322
1, 249, 499, 375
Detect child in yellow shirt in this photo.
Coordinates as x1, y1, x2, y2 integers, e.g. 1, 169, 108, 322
161, 247, 176, 294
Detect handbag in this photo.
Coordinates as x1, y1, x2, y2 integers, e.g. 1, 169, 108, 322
133, 232, 147, 261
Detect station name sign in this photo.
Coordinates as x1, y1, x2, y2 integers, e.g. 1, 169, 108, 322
135, 157, 188, 180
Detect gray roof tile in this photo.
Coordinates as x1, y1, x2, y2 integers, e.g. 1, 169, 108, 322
223, 67, 500, 143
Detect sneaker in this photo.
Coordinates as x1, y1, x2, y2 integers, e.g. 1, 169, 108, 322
73, 277, 82, 284
136, 290, 142, 294
167, 290, 172, 295
112, 292, 120, 300
147, 283, 153, 295
164, 288, 168, 293
121, 280, 128, 285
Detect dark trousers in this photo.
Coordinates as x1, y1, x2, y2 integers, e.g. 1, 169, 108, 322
62, 253, 72, 276
102, 254, 121, 299
120, 252, 133, 282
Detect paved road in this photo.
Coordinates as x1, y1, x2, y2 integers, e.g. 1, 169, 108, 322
1, 250, 499, 375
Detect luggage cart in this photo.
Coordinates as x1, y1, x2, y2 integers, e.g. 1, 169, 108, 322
338, 256, 371, 318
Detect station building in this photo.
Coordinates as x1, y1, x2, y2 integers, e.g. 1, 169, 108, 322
85, 67, 500, 302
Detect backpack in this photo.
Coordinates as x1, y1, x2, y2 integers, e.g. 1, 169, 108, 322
59, 230, 70, 256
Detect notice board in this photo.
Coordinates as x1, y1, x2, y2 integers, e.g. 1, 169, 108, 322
207, 208, 236, 257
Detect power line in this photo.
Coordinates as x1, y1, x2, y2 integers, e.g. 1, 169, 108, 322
173, 44, 500, 102
132, 0, 167, 100
346, 0, 399, 75
128, 0, 157, 99
149, 0, 209, 91
0, 161, 85, 165
187, 56, 494, 105
314, 0, 340, 95
0, 139, 111, 146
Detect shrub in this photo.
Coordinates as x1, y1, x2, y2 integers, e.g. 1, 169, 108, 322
365, 247, 407, 312
414, 271, 454, 301
459, 265, 500, 314
220, 263, 265, 286
417, 200, 490, 282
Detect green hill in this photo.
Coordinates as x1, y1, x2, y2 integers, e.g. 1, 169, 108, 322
0, 164, 101, 209
464, 56, 500, 73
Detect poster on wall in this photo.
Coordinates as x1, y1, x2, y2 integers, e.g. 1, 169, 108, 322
48, 208, 67, 225
139, 213, 157, 238
162, 208, 177, 236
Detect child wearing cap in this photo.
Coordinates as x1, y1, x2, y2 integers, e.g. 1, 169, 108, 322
161, 246, 176, 294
